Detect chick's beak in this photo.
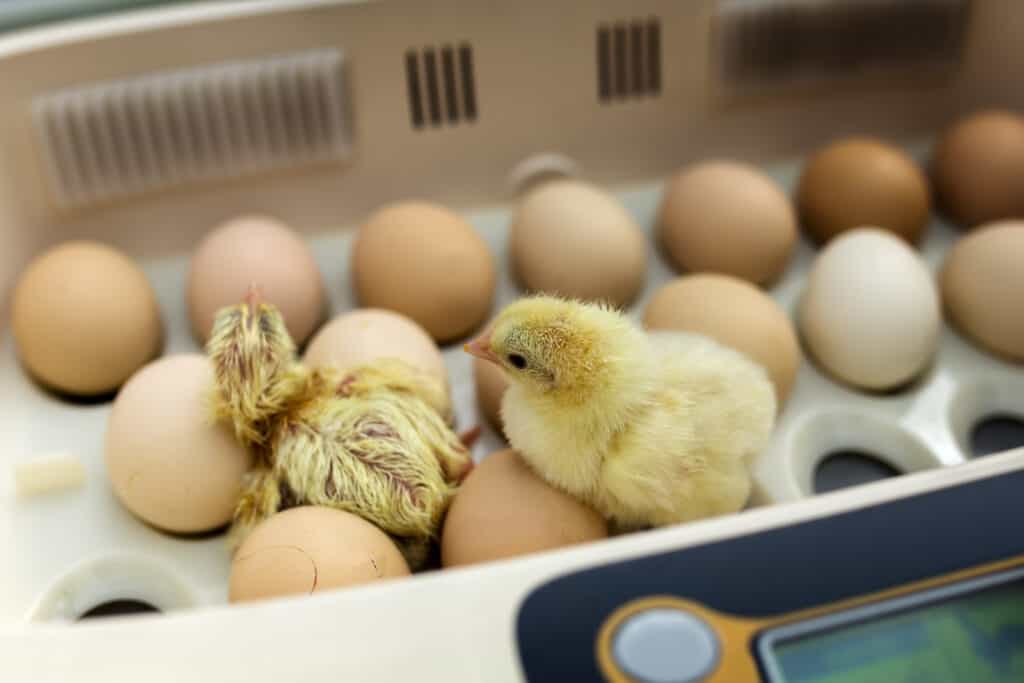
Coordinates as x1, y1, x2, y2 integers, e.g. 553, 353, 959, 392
464, 328, 499, 364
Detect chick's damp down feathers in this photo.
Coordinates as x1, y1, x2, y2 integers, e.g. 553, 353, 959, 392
465, 295, 776, 530
207, 295, 470, 568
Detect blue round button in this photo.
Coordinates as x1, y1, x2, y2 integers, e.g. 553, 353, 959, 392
611, 607, 720, 683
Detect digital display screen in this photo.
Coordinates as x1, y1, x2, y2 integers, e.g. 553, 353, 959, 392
760, 571, 1024, 683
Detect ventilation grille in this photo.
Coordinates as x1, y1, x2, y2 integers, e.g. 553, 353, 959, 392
405, 44, 478, 129
715, 0, 971, 89
33, 49, 350, 208
597, 18, 662, 103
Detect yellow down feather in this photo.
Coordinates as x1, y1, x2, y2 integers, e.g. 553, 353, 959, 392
207, 297, 470, 569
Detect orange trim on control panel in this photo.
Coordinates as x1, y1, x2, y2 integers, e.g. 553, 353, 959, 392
596, 554, 1024, 682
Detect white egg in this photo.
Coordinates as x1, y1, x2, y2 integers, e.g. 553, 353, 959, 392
799, 228, 941, 390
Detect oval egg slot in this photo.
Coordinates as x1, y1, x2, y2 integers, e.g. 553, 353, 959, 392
788, 412, 940, 498
969, 415, 1024, 458
813, 450, 903, 494
78, 599, 161, 621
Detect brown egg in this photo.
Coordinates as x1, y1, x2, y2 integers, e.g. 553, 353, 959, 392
105, 354, 252, 534
442, 449, 607, 567
657, 161, 797, 285
509, 179, 647, 307
941, 220, 1024, 361
797, 138, 931, 244
229, 506, 410, 603
188, 214, 325, 346
644, 274, 801, 404
473, 356, 508, 433
932, 110, 1024, 228
352, 201, 496, 343
12, 241, 162, 396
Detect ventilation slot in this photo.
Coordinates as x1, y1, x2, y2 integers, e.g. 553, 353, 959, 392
33, 49, 350, 208
405, 44, 477, 130
714, 0, 971, 90
597, 18, 661, 103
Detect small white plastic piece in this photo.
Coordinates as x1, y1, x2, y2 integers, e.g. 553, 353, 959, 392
14, 452, 86, 497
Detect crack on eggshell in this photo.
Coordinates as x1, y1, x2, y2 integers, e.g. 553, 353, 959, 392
234, 544, 319, 594
309, 552, 319, 594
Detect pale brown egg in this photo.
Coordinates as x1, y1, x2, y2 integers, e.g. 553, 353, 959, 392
352, 201, 496, 343
941, 220, 1024, 361
188, 214, 325, 346
797, 138, 931, 244
657, 161, 797, 286
932, 110, 1024, 228
643, 274, 801, 405
473, 355, 508, 433
12, 241, 163, 396
303, 309, 450, 414
441, 449, 607, 567
105, 354, 251, 534
229, 506, 410, 603
509, 179, 647, 307
799, 229, 941, 391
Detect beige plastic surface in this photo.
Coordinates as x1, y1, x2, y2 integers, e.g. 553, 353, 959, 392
1, 0, 1024, 681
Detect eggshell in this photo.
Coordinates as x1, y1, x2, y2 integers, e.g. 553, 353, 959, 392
105, 354, 251, 533
940, 220, 1024, 361
509, 179, 647, 306
352, 201, 496, 343
657, 161, 797, 285
799, 228, 941, 390
188, 215, 325, 345
12, 241, 162, 396
643, 274, 801, 404
797, 138, 931, 244
932, 110, 1024, 228
229, 506, 410, 603
473, 356, 508, 433
441, 449, 607, 567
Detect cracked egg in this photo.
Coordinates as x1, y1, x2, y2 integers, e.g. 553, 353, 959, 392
228, 506, 411, 604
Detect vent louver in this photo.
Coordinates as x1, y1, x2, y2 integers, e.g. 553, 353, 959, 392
715, 0, 970, 88
405, 44, 478, 129
33, 49, 350, 208
597, 18, 662, 103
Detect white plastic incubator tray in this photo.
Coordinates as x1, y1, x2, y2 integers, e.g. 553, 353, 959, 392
3, 142, 1024, 624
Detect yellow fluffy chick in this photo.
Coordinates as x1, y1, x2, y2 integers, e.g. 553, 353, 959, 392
207, 289, 471, 568
464, 295, 776, 531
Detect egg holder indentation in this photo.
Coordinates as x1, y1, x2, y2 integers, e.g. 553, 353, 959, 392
948, 375, 1024, 458
28, 553, 198, 623
785, 411, 942, 497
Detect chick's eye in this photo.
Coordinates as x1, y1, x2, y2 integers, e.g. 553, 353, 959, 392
507, 353, 527, 369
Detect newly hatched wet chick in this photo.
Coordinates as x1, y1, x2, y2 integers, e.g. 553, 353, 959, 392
207, 289, 471, 568
465, 295, 776, 531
